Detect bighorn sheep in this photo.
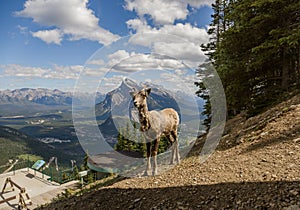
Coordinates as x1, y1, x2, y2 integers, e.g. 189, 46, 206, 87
130, 87, 180, 176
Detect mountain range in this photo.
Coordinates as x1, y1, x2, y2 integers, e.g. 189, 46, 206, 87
0, 88, 105, 117
0, 88, 105, 106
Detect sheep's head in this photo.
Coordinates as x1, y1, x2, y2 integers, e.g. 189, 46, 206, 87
130, 88, 151, 109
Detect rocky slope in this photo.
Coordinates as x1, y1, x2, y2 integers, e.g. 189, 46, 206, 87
37, 94, 300, 210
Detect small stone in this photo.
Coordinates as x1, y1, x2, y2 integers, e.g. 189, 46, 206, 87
283, 204, 300, 210
260, 132, 268, 136
293, 138, 300, 143
290, 190, 298, 196
129, 205, 134, 209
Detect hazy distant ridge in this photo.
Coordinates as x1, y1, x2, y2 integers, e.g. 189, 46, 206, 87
0, 88, 104, 106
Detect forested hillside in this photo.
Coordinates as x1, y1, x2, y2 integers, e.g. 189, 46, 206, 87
0, 126, 51, 166
0, 126, 81, 167
200, 0, 300, 116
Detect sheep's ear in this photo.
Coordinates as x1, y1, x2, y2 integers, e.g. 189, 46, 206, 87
145, 88, 151, 96
129, 88, 137, 97
129, 91, 135, 97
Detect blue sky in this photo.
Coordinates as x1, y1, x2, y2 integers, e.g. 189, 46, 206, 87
0, 0, 213, 91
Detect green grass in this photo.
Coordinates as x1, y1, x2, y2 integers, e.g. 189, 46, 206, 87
17, 154, 43, 162
0, 125, 84, 168
0, 137, 29, 165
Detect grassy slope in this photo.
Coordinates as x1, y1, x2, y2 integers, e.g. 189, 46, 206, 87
0, 125, 81, 167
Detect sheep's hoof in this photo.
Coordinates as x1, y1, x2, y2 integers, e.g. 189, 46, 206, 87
143, 170, 151, 176
152, 170, 158, 176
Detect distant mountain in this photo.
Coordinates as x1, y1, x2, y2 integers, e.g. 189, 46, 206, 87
0, 88, 71, 105
97, 78, 204, 137
0, 88, 105, 106
96, 78, 180, 119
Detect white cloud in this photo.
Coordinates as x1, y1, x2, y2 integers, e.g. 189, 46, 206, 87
125, 0, 187, 25
126, 22, 209, 68
184, 0, 214, 7
154, 71, 198, 92
126, 19, 151, 32
49, 64, 82, 79
127, 21, 209, 46
158, 23, 209, 45
111, 53, 186, 72
87, 59, 106, 66
125, 0, 213, 25
1, 64, 50, 78
31, 29, 63, 45
101, 75, 125, 91
17, 25, 28, 35
153, 42, 206, 67
1, 64, 82, 79
16, 0, 119, 45
108, 50, 131, 67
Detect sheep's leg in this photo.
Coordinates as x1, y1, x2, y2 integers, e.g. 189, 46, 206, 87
144, 142, 152, 176
171, 145, 175, 165
152, 139, 159, 176
175, 140, 180, 163
167, 134, 175, 165
172, 131, 180, 163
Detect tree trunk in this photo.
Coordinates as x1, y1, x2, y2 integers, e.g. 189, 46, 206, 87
297, 47, 300, 87
282, 49, 289, 90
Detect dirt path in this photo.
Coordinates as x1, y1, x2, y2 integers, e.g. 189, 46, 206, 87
37, 94, 300, 210
2, 159, 19, 174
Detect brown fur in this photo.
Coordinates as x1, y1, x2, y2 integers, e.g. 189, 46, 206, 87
130, 88, 180, 176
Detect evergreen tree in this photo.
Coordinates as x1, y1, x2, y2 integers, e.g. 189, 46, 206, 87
158, 136, 171, 154
81, 152, 89, 171
138, 134, 147, 157
125, 122, 134, 151
115, 128, 124, 151
73, 165, 79, 179
195, 77, 211, 130
201, 0, 300, 117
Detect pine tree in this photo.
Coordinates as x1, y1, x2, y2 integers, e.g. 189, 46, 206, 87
195, 78, 211, 130
115, 128, 124, 151
138, 134, 147, 157
202, 0, 300, 117
82, 152, 89, 170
